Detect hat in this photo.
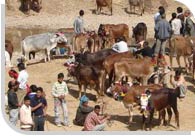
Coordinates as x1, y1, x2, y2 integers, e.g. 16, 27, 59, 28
80, 95, 89, 105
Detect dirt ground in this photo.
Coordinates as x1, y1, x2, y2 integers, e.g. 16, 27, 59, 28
5, 0, 195, 131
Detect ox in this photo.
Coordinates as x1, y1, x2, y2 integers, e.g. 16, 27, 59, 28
108, 84, 162, 125
21, 32, 67, 63
67, 63, 105, 99
129, 0, 145, 16
96, 0, 112, 15
142, 87, 183, 130
169, 36, 194, 72
132, 22, 147, 44
114, 57, 155, 85
98, 23, 130, 48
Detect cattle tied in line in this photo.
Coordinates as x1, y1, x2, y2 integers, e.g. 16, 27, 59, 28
96, 0, 112, 15
98, 23, 130, 48
169, 35, 195, 72
73, 31, 103, 53
113, 57, 155, 85
107, 83, 162, 125
21, 32, 68, 63
132, 22, 147, 44
129, 0, 145, 16
141, 87, 184, 130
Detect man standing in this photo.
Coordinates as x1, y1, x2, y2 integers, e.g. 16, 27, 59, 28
154, 13, 171, 66
184, 10, 195, 37
73, 10, 85, 35
31, 88, 47, 131
84, 105, 110, 131
52, 73, 71, 127
177, 7, 185, 36
17, 62, 29, 104
20, 95, 34, 131
170, 13, 182, 35
154, 6, 165, 25
7, 80, 20, 126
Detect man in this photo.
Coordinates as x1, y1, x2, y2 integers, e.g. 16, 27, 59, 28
28, 85, 38, 100
73, 10, 85, 35
17, 62, 29, 104
177, 7, 185, 35
84, 105, 110, 131
154, 6, 165, 25
20, 95, 34, 131
7, 80, 20, 126
74, 95, 93, 126
31, 88, 47, 131
52, 73, 71, 127
134, 41, 154, 58
112, 37, 129, 53
154, 13, 171, 66
170, 13, 182, 35
184, 10, 195, 37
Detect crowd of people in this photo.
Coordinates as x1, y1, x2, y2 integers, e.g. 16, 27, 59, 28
6, 5, 195, 131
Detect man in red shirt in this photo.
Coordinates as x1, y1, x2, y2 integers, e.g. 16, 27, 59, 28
83, 105, 110, 131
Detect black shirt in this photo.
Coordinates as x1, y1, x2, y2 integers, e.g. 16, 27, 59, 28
8, 89, 19, 110
135, 46, 154, 58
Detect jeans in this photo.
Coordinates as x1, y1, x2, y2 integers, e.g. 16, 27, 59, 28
33, 116, 45, 131
9, 109, 19, 126
92, 123, 106, 131
54, 98, 69, 125
154, 39, 167, 56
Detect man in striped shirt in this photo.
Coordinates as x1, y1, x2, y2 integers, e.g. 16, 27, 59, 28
52, 73, 71, 127
84, 105, 110, 131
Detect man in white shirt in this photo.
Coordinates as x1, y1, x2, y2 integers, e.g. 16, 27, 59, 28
112, 37, 129, 53
170, 13, 182, 35
17, 62, 29, 105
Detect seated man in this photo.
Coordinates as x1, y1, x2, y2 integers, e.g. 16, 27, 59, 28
112, 37, 129, 53
74, 95, 93, 126
83, 105, 110, 131
134, 41, 154, 58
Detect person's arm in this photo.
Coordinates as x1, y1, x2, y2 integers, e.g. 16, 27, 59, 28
8, 92, 20, 107
51, 83, 59, 97
31, 102, 42, 112
80, 105, 94, 113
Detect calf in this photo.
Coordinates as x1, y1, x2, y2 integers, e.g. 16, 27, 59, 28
96, 0, 112, 15
132, 22, 147, 44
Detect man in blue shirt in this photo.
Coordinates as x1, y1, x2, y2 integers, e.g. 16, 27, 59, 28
31, 87, 47, 131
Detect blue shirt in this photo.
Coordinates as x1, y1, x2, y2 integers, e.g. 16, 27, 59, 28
30, 95, 47, 116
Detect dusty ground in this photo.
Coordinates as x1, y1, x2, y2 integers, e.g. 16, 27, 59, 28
4, 0, 195, 132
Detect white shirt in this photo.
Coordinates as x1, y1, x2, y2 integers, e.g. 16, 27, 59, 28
112, 41, 129, 53
17, 70, 29, 90
20, 104, 33, 129
154, 12, 160, 24
171, 18, 182, 35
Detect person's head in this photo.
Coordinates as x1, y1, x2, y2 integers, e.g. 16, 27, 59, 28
175, 69, 182, 80
94, 105, 101, 115
36, 87, 43, 98
30, 84, 37, 93
79, 10, 84, 16
17, 62, 25, 71
8, 80, 18, 91
8, 69, 18, 79
177, 7, 183, 14
143, 41, 149, 48
24, 95, 31, 106
80, 95, 89, 106
184, 10, 191, 17
158, 6, 165, 15
57, 73, 64, 83
172, 12, 177, 19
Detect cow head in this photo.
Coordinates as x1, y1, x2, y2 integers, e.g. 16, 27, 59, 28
50, 32, 68, 44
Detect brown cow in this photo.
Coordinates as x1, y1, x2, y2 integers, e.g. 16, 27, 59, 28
132, 22, 147, 44
169, 36, 194, 72
129, 0, 145, 16
108, 83, 162, 125
67, 63, 105, 99
114, 57, 155, 85
96, 0, 112, 15
5, 40, 14, 59
98, 23, 130, 48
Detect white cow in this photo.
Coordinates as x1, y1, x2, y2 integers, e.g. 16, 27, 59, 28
21, 32, 67, 62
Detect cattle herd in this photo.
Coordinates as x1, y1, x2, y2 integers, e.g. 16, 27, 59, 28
5, 0, 195, 131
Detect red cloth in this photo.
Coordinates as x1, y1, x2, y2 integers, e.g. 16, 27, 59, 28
8, 70, 18, 80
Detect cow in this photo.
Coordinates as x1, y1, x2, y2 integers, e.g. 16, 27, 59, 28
96, 0, 112, 15
169, 35, 194, 72
107, 83, 162, 125
98, 23, 130, 48
31, 0, 42, 13
113, 57, 155, 85
20, 0, 31, 14
5, 40, 14, 59
21, 32, 67, 63
132, 22, 147, 44
67, 63, 105, 99
102, 51, 134, 89
128, 0, 145, 16
141, 87, 183, 130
